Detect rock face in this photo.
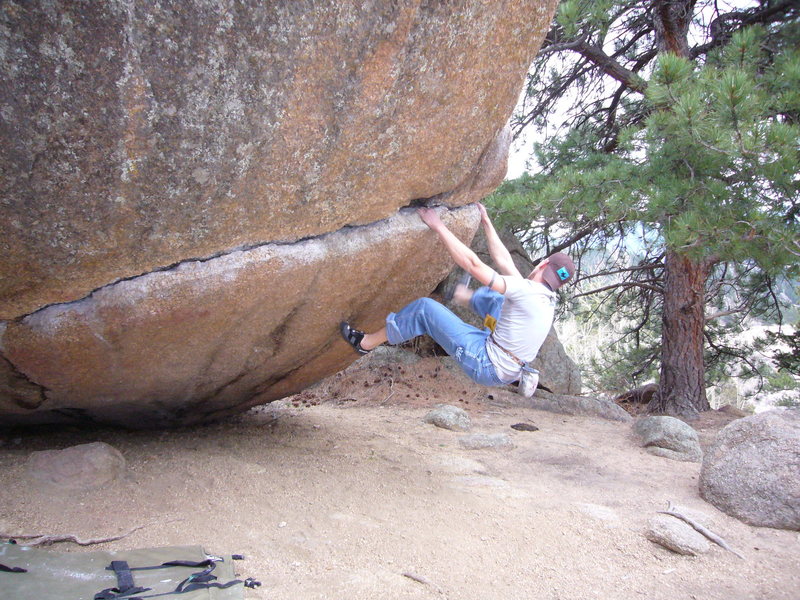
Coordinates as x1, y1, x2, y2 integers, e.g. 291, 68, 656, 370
700, 409, 800, 530
1, 0, 557, 318
1, 208, 476, 427
0, 1, 559, 426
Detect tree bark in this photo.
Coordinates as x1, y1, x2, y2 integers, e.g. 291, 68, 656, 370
652, 0, 696, 57
647, 2, 708, 419
648, 250, 711, 418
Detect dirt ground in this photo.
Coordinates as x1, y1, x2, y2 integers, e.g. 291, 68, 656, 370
1, 351, 798, 600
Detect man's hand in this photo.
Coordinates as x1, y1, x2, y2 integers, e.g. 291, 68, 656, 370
476, 202, 522, 278
477, 202, 492, 225
417, 207, 444, 231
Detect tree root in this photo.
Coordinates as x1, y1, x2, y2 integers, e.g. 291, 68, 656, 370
402, 571, 445, 595
0, 524, 147, 547
658, 502, 745, 559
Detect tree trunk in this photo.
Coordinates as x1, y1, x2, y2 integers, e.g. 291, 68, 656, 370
648, 250, 711, 418
652, 0, 696, 57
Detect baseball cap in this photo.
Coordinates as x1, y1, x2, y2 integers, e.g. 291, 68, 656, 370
541, 252, 576, 290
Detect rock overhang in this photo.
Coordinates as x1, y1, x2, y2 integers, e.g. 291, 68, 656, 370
0, 0, 561, 426
0, 206, 479, 427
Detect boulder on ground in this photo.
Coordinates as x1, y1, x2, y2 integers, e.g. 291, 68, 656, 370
1, 208, 476, 428
25, 442, 126, 490
633, 416, 703, 463
700, 409, 800, 530
0, 0, 560, 428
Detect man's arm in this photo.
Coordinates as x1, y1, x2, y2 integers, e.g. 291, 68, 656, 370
477, 203, 523, 278
418, 207, 507, 294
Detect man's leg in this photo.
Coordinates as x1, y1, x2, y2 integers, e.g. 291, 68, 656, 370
344, 297, 468, 353
360, 327, 387, 351
384, 297, 481, 357
345, 297, 503, 386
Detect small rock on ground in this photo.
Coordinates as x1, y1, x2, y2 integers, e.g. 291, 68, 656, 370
424, 404, 471, 432
634, 416, 703, 463
458, 433, 513, 450
646, 514, 710, 556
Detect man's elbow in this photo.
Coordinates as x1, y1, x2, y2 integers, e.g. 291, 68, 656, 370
463, 254, 485, 276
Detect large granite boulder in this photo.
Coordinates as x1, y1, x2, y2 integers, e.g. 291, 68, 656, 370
700, 409, 800, 530
0, 208, 476, 427
0, 1, 560, 427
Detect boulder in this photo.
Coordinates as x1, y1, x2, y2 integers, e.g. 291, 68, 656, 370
0, 1, 560, 426
633, 416, 703, 463
532, 327, 582, 395
700, 409, 800, 530
25, 442, 126, 490
0, 0, 559, 319
1, 208, 476, 427
645, 515, 710, 556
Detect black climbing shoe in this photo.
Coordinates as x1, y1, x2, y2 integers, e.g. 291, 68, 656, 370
340, 322, 370, 355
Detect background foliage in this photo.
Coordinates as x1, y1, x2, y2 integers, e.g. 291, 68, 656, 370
489, 0, 799, 410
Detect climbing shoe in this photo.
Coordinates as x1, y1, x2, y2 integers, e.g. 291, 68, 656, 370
340, 321, 370, 355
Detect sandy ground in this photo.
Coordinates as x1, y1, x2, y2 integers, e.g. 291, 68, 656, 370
1, 352, 798, 600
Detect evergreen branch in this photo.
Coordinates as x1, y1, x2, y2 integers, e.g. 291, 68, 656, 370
530, 225, 599, 267
611, 26, 654, 61
512, 61, 597, 138
658, 502, 745, 559
574, 41, 648, 92
571, 280, 663, 299
539, 32, 590, 55
691, 0, 800, 59
705, 308, 746, 321
763, 274, 785, 328
704, 330, 765, 394
1, 524, 149, 547
577, 261, 665, 282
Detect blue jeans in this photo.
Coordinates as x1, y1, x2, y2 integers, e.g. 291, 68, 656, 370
385, 293, 505, 387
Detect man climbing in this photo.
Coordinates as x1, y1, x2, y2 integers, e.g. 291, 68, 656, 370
340, 203, 575, 391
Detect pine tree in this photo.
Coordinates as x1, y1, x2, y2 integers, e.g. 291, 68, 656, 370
492, 1, 799, 417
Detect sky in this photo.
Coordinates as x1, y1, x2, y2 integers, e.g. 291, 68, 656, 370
504, 0, 760, 181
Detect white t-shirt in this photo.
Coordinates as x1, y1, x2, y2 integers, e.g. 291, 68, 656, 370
485, 276, 556, 383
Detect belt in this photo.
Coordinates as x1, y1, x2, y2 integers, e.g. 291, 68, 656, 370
489, 335, 526, 367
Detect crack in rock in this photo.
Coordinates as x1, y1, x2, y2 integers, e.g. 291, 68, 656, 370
0, 205, 480, 427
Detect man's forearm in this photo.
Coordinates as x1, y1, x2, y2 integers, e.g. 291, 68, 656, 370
421, 208, 505, 292
433, 224, 481, 273
481, 218, 518, 276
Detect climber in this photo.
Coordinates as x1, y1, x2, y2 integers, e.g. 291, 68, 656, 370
340, 203, 575, 392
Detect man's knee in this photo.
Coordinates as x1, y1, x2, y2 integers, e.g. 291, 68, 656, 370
408, 297, 440, 312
